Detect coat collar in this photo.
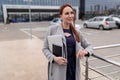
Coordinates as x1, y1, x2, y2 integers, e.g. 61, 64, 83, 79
55, 24, 77, 46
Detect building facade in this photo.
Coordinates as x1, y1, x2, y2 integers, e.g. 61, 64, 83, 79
85, 0, 120, 18
0, 0, 80, 23
86, 0, 120, 12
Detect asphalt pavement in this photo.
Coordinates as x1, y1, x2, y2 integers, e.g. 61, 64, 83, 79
0, 21, 120, 80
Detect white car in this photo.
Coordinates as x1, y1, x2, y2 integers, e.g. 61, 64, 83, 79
50, 18, 82, 30
83, 16, 117, 30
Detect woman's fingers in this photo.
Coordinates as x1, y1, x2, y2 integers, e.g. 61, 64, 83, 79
54, 57, 67, 65
76, 50, 88, 59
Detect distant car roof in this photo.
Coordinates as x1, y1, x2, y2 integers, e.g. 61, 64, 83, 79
50, 18, 61, 25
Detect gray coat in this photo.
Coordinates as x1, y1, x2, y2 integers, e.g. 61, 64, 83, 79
42, 24, 93, 80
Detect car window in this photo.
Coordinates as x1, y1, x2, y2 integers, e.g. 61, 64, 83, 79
88, 18, 94, 22
93, 17, 103, 21
118, 16, 120, 19
92, 18, 98, 21
98, 18, 104, 21
106, 18, 114, 21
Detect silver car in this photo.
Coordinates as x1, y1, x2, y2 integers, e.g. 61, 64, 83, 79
83, 16, 117, 30
50, 18, 61, 25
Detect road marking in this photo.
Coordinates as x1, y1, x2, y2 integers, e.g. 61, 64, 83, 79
94, 44, 120, 50
20, 29, 38, 39
21, 27, 48, 31
20, 27, 48, 39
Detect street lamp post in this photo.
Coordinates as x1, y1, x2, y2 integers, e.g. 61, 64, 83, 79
28, 0, 32, 39
80, 0, 85, 20
23, 0, 32, 39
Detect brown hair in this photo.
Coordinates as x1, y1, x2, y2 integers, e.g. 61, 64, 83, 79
59, 3, 80, 42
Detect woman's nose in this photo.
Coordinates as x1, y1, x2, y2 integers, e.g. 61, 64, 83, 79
68, 13, 72, 17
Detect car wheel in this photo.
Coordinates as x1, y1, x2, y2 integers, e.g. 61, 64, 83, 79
84, 24, 88, 28
116, 22, 120, 29
99, 25, 104, 30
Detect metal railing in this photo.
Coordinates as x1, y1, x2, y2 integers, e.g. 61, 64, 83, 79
84, 44, 120, 80
85, 53, 120, 80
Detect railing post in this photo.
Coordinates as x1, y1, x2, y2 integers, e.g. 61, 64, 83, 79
85, 56, 89, 80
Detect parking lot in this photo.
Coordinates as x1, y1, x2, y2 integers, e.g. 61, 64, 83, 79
0, 21, 120, 80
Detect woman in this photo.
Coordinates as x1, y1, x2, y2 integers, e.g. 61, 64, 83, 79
42, 3, 93, 80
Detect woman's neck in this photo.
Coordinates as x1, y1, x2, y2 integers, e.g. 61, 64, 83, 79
62, 22, 70, 29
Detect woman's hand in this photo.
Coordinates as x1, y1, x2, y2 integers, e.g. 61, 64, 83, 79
53, 57, 67, 65
76, 49, 88, 59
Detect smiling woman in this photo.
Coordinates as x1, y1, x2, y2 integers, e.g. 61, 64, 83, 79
42, 3, 93, 80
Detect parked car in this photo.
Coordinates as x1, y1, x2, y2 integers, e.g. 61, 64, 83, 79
111, 17, 120, 29
83, 16, 117, 30
50, 18, 61, 25
50, 18, 82, 30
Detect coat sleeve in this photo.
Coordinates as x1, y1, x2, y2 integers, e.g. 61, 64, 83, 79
79, 31, 93, 55
42, 26, 55, 63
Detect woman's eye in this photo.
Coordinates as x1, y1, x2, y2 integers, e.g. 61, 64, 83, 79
71, 12, 74, 14
65, 12, 69, 15
65, 12, 74, 15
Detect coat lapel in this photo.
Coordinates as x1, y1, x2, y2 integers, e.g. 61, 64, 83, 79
55, 24, 67, 58
56, 24, 66, 47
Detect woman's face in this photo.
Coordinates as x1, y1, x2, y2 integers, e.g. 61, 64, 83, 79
60, 6, 75, 24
